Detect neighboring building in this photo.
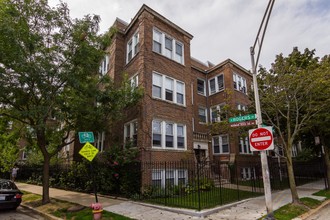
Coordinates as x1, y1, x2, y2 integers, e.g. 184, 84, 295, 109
83, 4, 258, 168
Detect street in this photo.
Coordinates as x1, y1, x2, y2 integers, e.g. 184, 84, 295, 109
304, 202, 330, 220
0, 206, 46, 220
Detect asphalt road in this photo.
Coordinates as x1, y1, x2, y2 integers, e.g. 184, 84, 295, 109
0, 206, 46, 220
304, 202, 330, 220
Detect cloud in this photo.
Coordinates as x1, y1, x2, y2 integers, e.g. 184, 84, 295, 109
48, 0, 330, 69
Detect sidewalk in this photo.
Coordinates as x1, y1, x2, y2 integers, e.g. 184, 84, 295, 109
16, 180, 327, 220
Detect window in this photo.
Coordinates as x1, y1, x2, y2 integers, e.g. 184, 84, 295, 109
241, 167, 256, 180
126, 31, 139, 63
239, 136, 252, 154
130, 74, 139, 88
152, 120, 162, 147
177, 125, 185, 149
233, 73, 247, 94
152, 170, 162, 187
165, 77, 174, 101
165, 36, 173, 59
212, 135, 229, 154
197, 79, 206, 95
198, 107, 207, 123
176, 82, 184, 104
95, 131, 105, 152
209, 74, 224, 95
152, 169, 187, 188
124, 120, 138, 147
237, 103, 247, 112
152, 28, 184, 64
99, 54, 109, 76
210, 104, 226, 122
153, 29, 162, 53
152, 120, 186, 150
152, 72, 185, 105
165, 123, 174, 148
152, 73, 162, 99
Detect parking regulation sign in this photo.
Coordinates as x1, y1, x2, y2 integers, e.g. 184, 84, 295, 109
249, 127, 274, 151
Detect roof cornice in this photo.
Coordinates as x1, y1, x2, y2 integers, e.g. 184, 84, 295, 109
125, 4, 193, 39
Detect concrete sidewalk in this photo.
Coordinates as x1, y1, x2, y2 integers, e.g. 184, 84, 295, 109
16, 179, 327, 220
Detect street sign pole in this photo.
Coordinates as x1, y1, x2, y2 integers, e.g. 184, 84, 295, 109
250, 1, 275, 219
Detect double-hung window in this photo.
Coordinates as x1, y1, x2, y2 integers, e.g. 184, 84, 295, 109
126, 31, 139, 63
152, 72, 185, 106
99, 54, 109, 76
130, 74, 139, 88
197, 79, 206, 95
124, 120, 138, 147
210, 104, 226, 122
152, 28, 184, 64
212, 135, 229, 154
152, 169, 187, 188
165, 36, 173, 59
95, 131, 105, 152
152, 120, 186, 150
165, 77, 174, 101
198, 107, 207, 123
239, 136, 252, 154
233, 73, 247, 94
209, 74, 224, 95
152, 120, 162, 147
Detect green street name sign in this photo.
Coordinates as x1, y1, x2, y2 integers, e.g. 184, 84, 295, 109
78, 132, 95, 143
229, 114, 257, 123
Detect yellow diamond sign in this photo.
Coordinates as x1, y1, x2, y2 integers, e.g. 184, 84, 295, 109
79, 142, 99, 162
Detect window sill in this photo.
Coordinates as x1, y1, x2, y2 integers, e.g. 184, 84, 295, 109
152, 50, 185, 67
151, 97, 186, 108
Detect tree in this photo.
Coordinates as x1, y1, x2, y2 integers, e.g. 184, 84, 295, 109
0, 0, 142, 204
256, 47, 324, 204
0, 116, 20, 175
305, 55, 330, 187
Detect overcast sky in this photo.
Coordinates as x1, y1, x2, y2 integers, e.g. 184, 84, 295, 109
48, 0, 330, 70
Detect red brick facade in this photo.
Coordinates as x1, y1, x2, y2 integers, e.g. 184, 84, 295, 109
103, 4, 258, 165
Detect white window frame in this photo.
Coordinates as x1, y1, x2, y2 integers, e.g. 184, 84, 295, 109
152, 28, 185, 65
210, 104, 226, 123
212, 135, 230, 154
124, 120, 138, 147
209, 74, 224, 95
152, 169, 188, 188
239, 136, 252, 154
152, 120, 186, 150
198, 106, 207, 123
126, 31, 139, 63
99, 54, 109, 76
130, 73, 139, 88
241, 167, 256, 180
95, 131, 105, 152
197, 78, 206, 96
152, 72, 185, 106
233, 73, 247, 94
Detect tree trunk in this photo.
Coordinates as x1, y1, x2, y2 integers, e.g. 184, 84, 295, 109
42, 153, 51, 204
286, 149, 300, 203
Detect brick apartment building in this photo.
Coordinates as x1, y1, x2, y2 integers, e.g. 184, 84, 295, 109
83, 3, 259, 173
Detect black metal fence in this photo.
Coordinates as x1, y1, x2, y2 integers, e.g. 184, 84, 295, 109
0, 158, 327, 211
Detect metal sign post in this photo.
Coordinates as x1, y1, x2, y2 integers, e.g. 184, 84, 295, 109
250, 0, 276, 219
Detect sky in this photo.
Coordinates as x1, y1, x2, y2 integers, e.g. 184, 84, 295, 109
48, 0, 330, 70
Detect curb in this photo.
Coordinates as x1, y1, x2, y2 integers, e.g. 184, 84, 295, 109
292, 199, 330, 220
20, 204, 63, 220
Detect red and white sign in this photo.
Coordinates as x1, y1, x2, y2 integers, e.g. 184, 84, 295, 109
249, 127, 274, 151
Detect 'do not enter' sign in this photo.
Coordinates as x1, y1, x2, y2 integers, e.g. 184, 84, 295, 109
249, 127, 274, 151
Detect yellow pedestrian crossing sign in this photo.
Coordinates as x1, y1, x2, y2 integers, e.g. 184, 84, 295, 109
79, 142, 99, 162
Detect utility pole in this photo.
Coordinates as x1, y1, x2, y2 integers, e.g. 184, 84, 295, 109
250, 0, 275, 219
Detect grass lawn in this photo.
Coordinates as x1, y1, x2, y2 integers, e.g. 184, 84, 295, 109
145, 187, 262, 210
21, 191, 133, 220
313, 189, 330, 199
